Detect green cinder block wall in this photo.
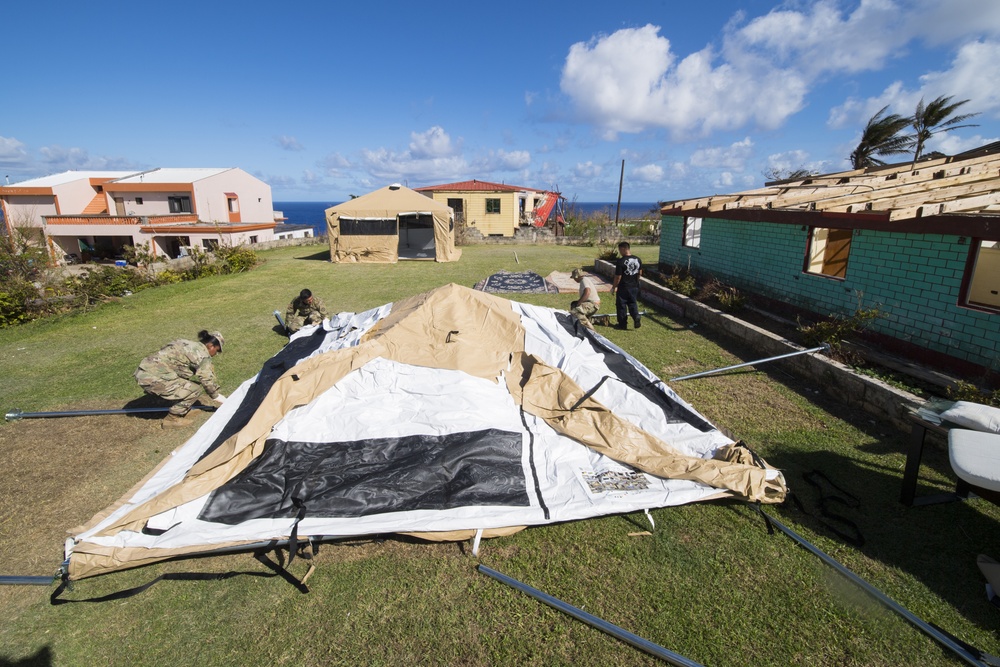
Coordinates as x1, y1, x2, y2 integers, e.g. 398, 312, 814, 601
658, 214, 999, 372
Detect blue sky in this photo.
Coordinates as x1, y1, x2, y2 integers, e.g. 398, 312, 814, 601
3, 0, 999, 204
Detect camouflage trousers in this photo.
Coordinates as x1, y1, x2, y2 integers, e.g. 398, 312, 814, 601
286, 313, 323, 333
570, 300, 600, 330
134, 371, 205, 416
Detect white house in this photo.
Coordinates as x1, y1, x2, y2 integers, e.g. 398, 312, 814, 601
1, 168, 277, 262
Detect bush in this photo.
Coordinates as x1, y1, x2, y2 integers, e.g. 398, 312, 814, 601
699, 277, 747, 312
214, 244, 259, 274
655, 265, 697, 296
62, 266, 151, 307
947, 380, 1000, 407
797, 305, 881, 355
0, 279, 41, 327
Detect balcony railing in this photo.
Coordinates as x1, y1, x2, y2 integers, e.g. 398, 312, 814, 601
44, 214, 199, 226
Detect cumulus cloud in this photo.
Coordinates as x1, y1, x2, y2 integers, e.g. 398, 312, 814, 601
320, 152, 351, 176
0, 136, 29, 166
560, 1, 1000, 139
829, 38, 1000, 133
408, 126, 459, 159
632, 163, 664, 183
689, 137, 754, 170
488, 149, 531, 170
573, 161, 602, 179
276, 135, 304, 151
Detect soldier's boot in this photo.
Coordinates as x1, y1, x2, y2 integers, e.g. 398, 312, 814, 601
162, 413, 195, 429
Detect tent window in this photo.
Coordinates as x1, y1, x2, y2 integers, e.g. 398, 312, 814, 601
963, 239, 1000, 312
683, 217, 702, 248
340, 219, 396, 235
486, 198, 501, 214
805, 227, 851, 279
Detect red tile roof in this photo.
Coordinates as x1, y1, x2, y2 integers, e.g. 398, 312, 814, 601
415, 179, 545, 193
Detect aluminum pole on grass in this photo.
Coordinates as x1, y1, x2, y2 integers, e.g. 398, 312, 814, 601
5, 405, 215, 422
670, 344, 830, 382
762, 510, 992, 667
478, 565, 704, 667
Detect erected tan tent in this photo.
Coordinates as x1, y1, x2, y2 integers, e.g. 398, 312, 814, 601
326, 184, 461, 263
64, 284, 784, 581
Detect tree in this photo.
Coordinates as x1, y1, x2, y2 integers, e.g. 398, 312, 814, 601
911, 95, 979, 163
849, 105, 913, 169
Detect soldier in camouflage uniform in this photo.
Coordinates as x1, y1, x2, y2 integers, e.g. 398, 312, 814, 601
285, 288, 329, 333
134, 330, 226, 428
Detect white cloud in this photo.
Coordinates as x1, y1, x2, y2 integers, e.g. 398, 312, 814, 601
928, 132, 999, 155
714, 172, 735, 188
320, 152, 351, 176
689, 137, 754, 170
360, 147, 467, 184
0, 136, 29, 166
276, 135, 304, 151
493, 149, 531, 170
408, 126, 459, 159
632, 164, 664, 183
828, 38, 1000, 136
560, 2, 1000, 139
572, 161, 602, 179
302, 169, 321, 185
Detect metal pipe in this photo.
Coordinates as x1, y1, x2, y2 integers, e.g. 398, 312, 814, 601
762, 511, 987, 667
670, 344, 829, 382
477, 565, 704, 667
0, 575, 53, 586
5, 404, 215, 422
274, 310, 290, 337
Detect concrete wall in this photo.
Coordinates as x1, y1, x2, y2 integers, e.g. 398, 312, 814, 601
194, 169, 274, 224
658, 214, 1000, 373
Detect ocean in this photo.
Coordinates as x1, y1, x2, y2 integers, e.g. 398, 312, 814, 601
274, 200, 658, 237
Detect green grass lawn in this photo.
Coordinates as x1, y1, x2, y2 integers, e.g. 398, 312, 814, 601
1, 243, 998, 667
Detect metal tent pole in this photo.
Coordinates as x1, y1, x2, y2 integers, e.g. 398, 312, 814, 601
670, 344, 829, 382
478, 565, 704, 667
763, 511, 989, 667
5, 405, 215, 422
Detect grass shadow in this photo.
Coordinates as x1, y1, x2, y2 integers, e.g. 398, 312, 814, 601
295, 250, 331, 261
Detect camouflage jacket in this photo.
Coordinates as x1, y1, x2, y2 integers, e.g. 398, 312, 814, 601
135, 339, 221, 398
286, 295, 329, 322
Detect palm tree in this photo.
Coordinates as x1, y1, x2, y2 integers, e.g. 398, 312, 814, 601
849, 105, 913, 169
911, 95, 979, 163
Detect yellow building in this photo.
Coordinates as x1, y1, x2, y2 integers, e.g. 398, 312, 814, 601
415, 180, 559, 237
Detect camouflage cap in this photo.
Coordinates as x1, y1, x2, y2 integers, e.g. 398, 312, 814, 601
571, 268, 583, 280
210, 331, 225, 351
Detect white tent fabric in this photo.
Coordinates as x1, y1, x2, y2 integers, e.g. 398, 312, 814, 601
66, 285, 783, 580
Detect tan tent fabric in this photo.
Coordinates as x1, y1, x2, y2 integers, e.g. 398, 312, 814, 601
326, 185, 462, 263
508, 353, 786, 504
68, 284, 784, 580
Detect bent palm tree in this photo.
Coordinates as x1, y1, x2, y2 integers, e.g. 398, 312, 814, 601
849, 105, 913, 169
911, 95, 979, 163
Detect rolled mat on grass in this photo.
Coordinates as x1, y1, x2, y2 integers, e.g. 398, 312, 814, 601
473, 270, 558, 294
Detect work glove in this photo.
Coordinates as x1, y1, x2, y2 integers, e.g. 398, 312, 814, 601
214, 394, 227, 404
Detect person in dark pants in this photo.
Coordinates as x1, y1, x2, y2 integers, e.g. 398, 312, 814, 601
611, 241, 642, 330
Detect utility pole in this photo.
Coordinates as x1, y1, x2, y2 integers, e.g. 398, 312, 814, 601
614, 159, 624, 225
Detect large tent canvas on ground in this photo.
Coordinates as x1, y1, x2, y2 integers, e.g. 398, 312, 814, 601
65, 284, 785, 581
325, 184, 461, 263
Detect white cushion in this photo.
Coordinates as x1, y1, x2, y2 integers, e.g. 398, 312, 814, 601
939, 401, 1000, 434
949, 429, 1000, 492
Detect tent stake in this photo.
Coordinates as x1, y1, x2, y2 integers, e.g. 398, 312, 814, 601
5, 405, 215, 422
478, 565, 703, 667
670, 344, 829, 382
763, 510, 988, 667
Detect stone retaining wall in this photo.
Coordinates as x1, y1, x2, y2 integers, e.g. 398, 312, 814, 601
593, 260, 923, 433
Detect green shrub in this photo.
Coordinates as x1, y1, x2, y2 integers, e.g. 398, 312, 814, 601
0, 280, 40, 327
698, 277, 746, 312
947, 380, 1000, 407
214, 244, 259, 274
656, 265, 697, 296
797, 306, 881, 352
